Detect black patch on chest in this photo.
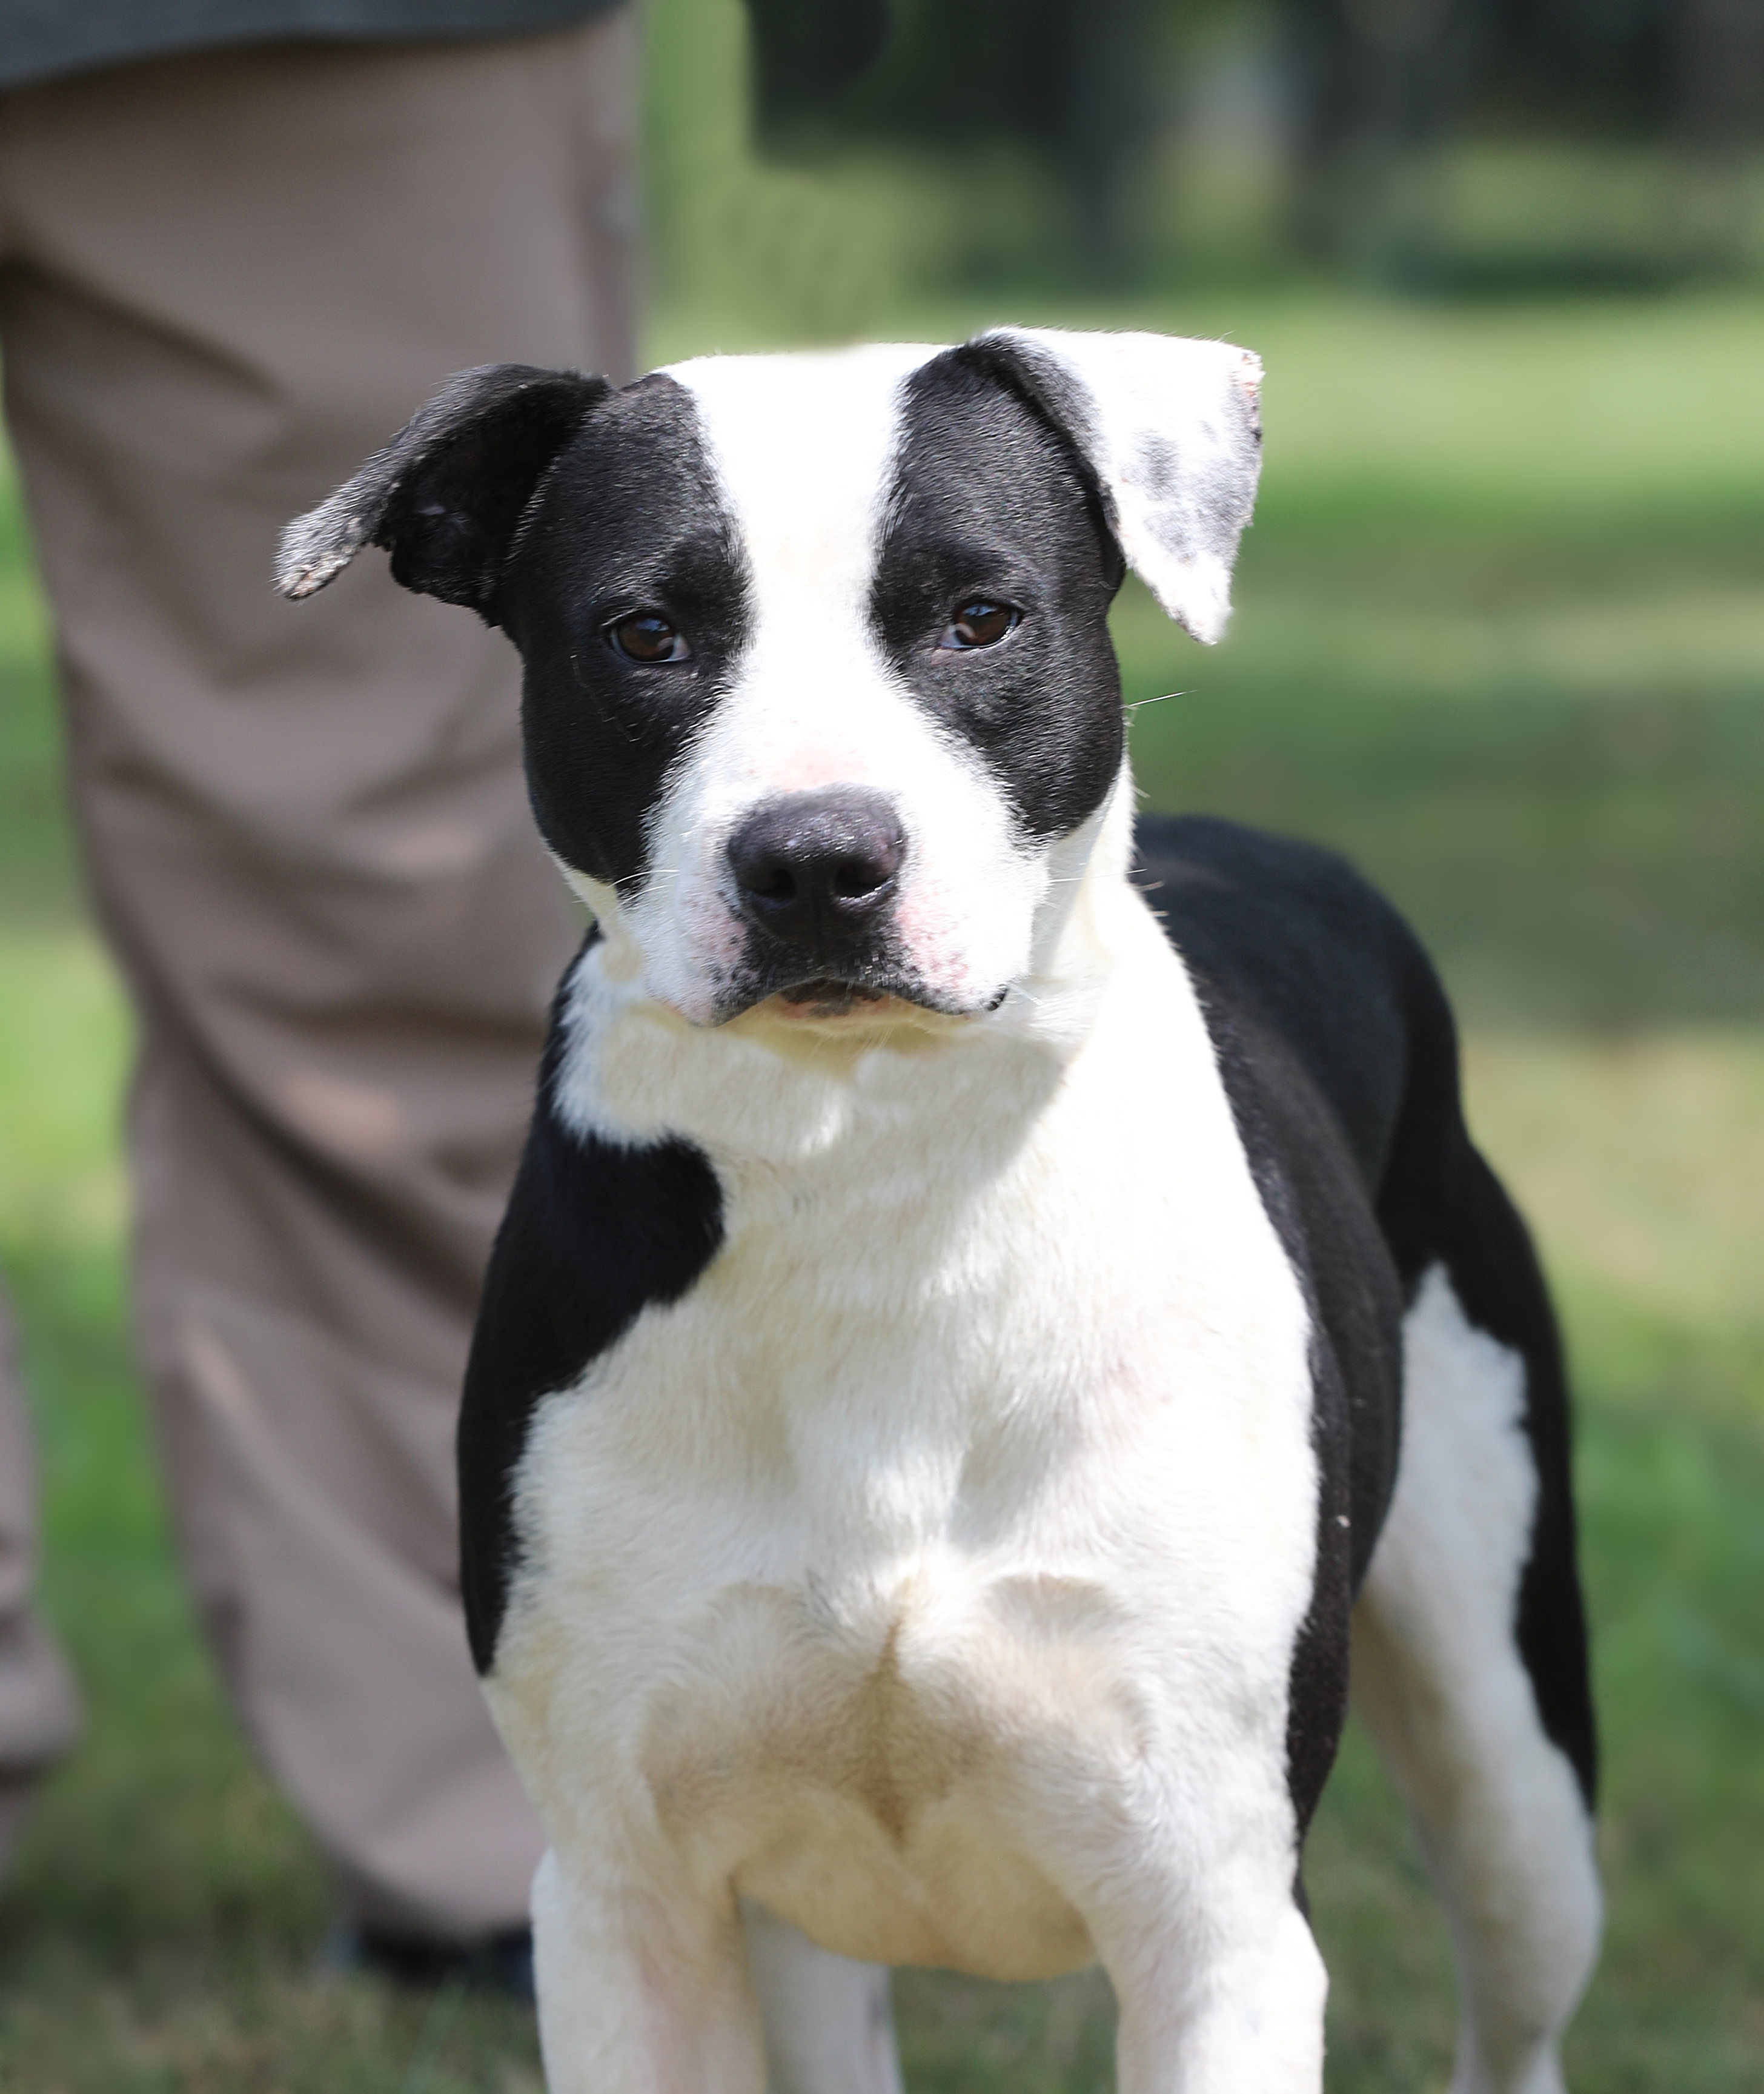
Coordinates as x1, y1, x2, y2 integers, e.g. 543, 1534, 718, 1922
458, 936, 726, 1674
500, 373, 753, 892
870, 347, 1126, 843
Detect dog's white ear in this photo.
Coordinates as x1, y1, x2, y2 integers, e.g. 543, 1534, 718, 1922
962, 328, 1262, 644
276, 363, 611, 619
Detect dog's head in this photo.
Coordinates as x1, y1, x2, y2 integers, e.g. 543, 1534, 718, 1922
279, 332, 1261, 1029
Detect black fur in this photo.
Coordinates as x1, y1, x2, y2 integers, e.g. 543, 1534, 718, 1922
1373, 961, 1600, 1806
872, 348, 1126, 843
1136, 815, 1597, 1821
281, 364, 751, 896
501, 373, 754, 893
276, 363, 612, 615
458, 937, 726, 1675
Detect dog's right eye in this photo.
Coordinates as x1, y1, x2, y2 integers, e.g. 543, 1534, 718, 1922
938, 598, 1019, 652
608, 612, 692, 664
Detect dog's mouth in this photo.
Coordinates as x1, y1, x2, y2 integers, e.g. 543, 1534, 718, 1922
718, 970, 1007, 1027
713, 949, 989, 1026
774, 976, 893, 1018
760, 965, 937, 1025
711, 924, 1007, 1027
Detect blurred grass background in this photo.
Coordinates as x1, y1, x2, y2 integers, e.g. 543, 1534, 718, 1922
2, 0, 1762, 2087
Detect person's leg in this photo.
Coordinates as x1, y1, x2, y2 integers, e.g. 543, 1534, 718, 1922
0, 16, 638, 1938
0, 1287, 82, 1876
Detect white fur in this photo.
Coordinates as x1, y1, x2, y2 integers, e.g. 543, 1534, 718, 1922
489, 774, 1327, 2094
1352, 1267, 1602, 2094
976, 329, 1264, 644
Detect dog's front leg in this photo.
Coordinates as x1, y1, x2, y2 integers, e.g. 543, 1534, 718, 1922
531, 1846, 768, 2094
1104, 1889, 1327, 2094
1083, 1803, 1327, 2094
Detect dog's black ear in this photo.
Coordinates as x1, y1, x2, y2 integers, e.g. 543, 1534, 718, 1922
957, 330, 1262, 644
276, 363, 613, 619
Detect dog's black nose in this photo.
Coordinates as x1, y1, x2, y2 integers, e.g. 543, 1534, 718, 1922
726, 789, 906, 951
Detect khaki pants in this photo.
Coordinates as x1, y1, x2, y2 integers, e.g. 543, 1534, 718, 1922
0, 18, 638, 1936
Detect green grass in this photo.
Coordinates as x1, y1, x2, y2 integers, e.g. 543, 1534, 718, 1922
2, 46, 1763, 2082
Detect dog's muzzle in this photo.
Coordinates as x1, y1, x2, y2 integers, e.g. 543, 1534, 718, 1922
712, 786, 1006, 1022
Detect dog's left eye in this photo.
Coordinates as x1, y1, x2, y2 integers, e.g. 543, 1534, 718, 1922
608, 612, 692, 664
938, 599, 1018, 652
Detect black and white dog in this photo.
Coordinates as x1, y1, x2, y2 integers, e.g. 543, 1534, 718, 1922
280, 331, 1600, 2094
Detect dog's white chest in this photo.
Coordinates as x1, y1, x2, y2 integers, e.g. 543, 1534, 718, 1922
627, 1539, 1150, 1976
488, 923, 1319, 1980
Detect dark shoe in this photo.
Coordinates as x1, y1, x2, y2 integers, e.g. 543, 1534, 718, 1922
0, 1777, 36, 1884
320, 1921, 536, 2004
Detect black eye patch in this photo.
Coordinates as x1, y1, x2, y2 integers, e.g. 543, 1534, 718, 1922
872, 351, 1124, 843
500, 377, 752, 892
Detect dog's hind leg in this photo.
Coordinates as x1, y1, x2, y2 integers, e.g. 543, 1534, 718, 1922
743, 1904, 903, 2094
1350, 1241, 1601, 2094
